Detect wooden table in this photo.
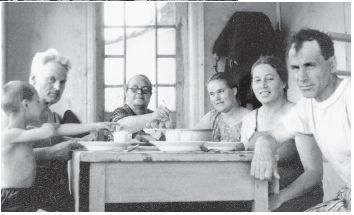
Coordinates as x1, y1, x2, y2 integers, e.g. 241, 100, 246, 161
70, 150, 275, 212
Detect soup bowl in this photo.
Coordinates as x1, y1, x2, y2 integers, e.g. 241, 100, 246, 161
144, 129, 213, 141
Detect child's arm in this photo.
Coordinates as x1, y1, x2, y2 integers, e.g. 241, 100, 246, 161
2, 123, 59, 144
53, 122, 119, 137
62, 133, 96, 141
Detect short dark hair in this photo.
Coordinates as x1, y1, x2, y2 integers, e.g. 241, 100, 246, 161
2, 81, 37, 115
251, 55, 289, 96
289, 28, 334, 60
206, 72, 240, 103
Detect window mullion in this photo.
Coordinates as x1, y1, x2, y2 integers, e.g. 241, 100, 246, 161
123, 3, 127, 104
155, 2, 158, 109
105, 25, 175, 28
157, 55, 176, 58
104, 2, 179, 116
105, 55, 124, 58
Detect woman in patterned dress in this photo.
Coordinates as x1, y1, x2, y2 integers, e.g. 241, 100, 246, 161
194, 72, 250, 142
107, 74, 172, 141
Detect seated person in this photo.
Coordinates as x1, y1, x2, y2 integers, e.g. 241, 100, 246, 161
194, 72, 250, 142
251, 29, 350, 212
154, 72, 251, 212
107, 74, 251, 212
241, 56, 323, 211
1, 81, 117, 212
27, 48, 95, 211
108, 74, 172, 141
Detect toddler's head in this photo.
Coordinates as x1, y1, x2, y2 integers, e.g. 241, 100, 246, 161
2, 81, 42, 120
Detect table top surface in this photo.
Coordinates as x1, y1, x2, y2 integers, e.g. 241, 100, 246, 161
74, 150, 255, 162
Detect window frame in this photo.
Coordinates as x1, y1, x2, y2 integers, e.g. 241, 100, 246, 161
98, 2, 186, 127
93, 2, 205, 128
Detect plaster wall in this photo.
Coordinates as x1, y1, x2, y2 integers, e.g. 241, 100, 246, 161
4, 3, 90, 122
280, 2, 351, 103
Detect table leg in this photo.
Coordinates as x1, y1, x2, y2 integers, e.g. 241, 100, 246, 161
252, 180, 268, 212
89, 163, 106, 212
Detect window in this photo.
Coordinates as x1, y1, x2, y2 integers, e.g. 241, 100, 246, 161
330, 32, 351, 77
103, 2, 178, 121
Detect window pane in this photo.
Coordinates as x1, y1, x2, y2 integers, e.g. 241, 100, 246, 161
147, 87, 157, 110
105, 87, 124, 112
334, 41, 349, 71
157, 2, 175, 25
105, 58, 124, 85
158, 58, 175, 84
158, 87, 176, 111
104, 2, 124, 26
126, 28, 156, 84
158, 28, 175, 55
105, 28, 124, 55
126, 2, 155, 26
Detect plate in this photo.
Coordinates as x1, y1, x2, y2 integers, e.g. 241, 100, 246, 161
129, 146, 160, 152
78, 141, 131, 151
144, 129, 213, 142
144, 128, 213, 134
204, 142, 244, 151
150, 141, 206, 152
143, 129, 169, 135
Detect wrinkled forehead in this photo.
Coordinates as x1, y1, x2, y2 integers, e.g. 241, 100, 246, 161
288, 41, 322, 60
127, 76, 151, 88
37, 61, 68, 80
288, 43, 298, 58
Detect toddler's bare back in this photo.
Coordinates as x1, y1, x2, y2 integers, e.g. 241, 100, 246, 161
1, 140, 36, 188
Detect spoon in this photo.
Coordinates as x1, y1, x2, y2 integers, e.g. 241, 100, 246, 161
162, 100, 172, 123
127, 144, 141, 152
200, 145, 220, 152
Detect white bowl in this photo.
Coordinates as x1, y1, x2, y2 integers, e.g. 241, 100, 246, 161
150, 141, 206, 152
144, 129, 213, 141
78, 141, 131, 151
204, 142, 244, 151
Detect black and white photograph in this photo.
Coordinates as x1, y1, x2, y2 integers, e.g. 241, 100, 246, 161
0, 1, 351, 212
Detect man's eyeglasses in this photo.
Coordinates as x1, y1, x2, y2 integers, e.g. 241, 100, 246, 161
127, 86, 151, 94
